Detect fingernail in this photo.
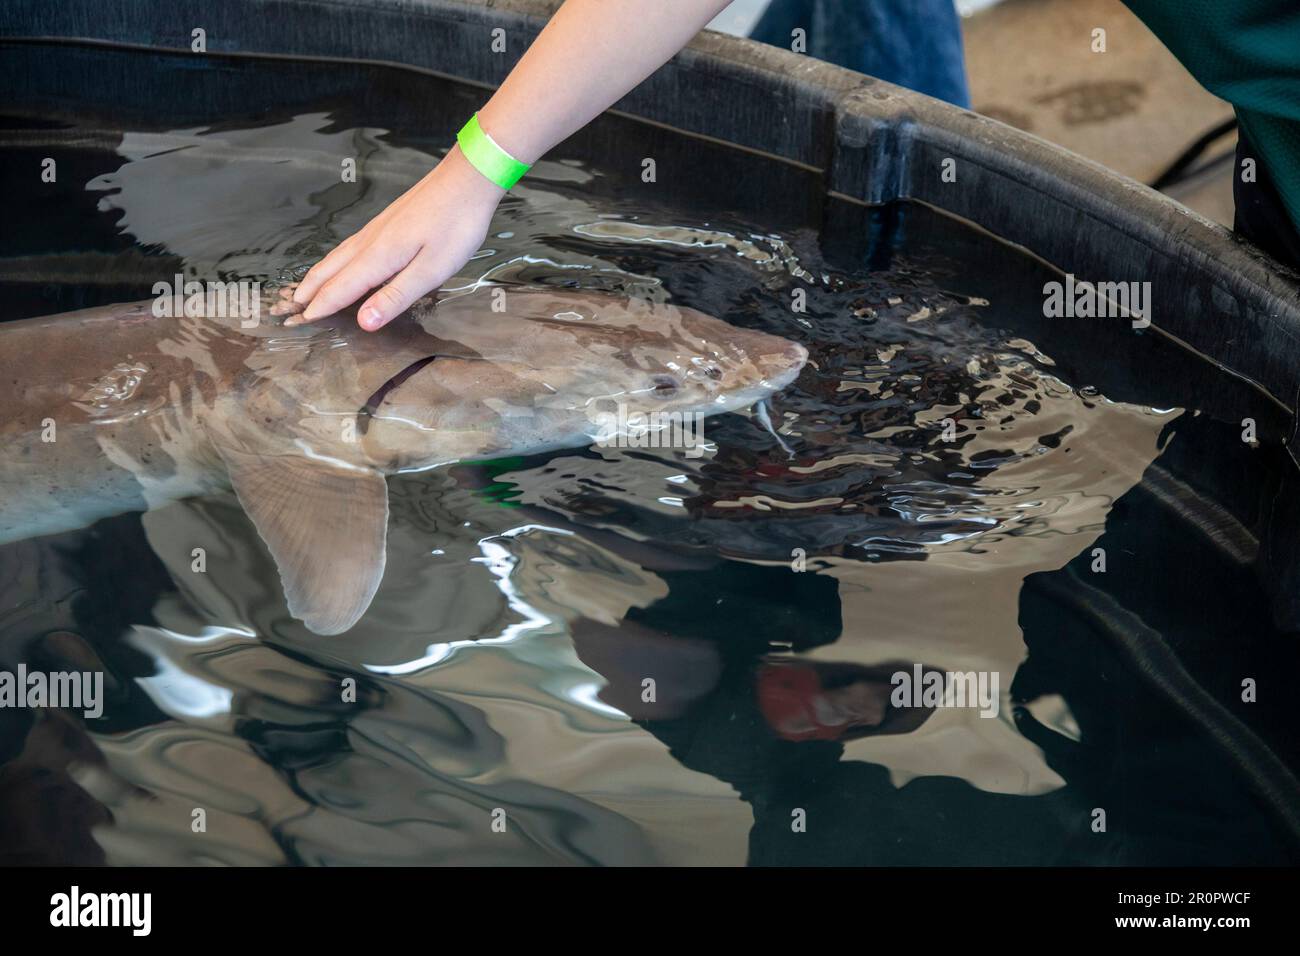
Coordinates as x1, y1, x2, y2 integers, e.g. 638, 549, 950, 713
302, 303, 322, 321
359, 306, 382, 330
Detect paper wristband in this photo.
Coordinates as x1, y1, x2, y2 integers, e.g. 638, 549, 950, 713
456, 113, 531, 190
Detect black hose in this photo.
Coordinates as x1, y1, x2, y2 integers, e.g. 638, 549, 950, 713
1149, 116, 1239, 191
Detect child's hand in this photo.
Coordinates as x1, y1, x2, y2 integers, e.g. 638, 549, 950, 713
289, 145, 505, 331
290, 0, 734, 331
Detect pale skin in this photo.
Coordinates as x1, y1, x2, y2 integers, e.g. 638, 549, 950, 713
289, 0, 735, 330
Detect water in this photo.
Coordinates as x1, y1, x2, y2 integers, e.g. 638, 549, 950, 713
1, 42, 1297, 866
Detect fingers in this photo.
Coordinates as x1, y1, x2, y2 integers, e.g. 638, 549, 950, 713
287, 158, 496, 330
292, 233, 363, 308
269, 296, 305, 318
296, 243, 419, 325
356, 254, 441, 331
268, 285, 297, 317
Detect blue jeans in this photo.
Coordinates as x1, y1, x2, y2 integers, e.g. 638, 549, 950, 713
750, 0, 971, 108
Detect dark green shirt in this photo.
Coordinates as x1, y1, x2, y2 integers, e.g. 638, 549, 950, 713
1124, 0, 1300, 229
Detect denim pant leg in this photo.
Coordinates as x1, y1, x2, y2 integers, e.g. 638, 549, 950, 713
750, 0, 971, 108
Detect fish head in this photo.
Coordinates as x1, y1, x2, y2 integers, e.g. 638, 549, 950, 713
195, 287, 805, 636
357, 289, 808, 470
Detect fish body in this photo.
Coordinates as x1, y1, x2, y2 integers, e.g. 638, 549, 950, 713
0, 288, 806, 633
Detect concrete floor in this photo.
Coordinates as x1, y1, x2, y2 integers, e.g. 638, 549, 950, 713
711, 0, 1236, 225
963, 0, 1235, 224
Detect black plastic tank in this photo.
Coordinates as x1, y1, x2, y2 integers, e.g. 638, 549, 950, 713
2, 0, 1298, 863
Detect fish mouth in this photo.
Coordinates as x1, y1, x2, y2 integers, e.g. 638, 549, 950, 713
712, 341, 806, 412
764, 341, 808, 390
748, 340, 808, 398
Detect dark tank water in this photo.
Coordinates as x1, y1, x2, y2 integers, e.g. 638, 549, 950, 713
1, 42, 1297, 865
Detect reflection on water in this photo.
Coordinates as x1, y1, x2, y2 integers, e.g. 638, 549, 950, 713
1, 43, 1297, 866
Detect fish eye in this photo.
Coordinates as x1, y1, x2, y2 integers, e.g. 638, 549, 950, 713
651, 374, 681, 397
704, 366, 722, 380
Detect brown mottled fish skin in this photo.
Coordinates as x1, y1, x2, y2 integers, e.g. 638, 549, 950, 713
0, 287, 807, 634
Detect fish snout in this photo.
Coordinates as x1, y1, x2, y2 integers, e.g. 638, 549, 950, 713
758, 339, 809, 390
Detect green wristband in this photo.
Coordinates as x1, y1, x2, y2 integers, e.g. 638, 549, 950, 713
456, 113, 531, 190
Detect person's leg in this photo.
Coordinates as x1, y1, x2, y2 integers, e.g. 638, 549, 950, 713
1233, 127, 1300, 271
750, 0, 971, 108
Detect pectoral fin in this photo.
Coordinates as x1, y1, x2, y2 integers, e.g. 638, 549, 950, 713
214, 443, 389, 635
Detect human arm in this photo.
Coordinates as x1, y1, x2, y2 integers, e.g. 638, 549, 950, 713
290, 0, 735, 330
